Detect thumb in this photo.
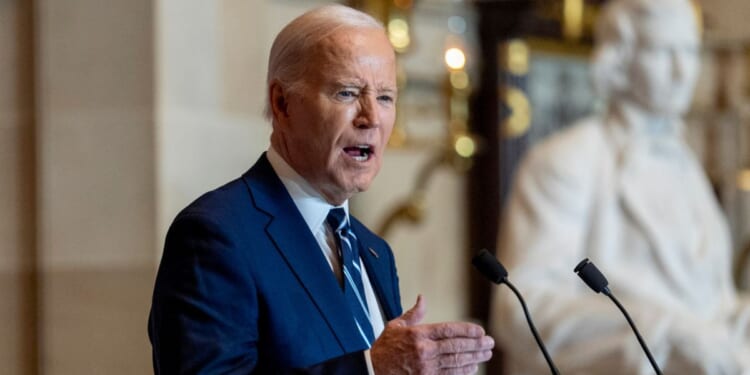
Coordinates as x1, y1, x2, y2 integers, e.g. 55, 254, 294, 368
394, 294, 426, 327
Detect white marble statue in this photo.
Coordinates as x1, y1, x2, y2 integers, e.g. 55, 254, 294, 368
491, 0, 750, 374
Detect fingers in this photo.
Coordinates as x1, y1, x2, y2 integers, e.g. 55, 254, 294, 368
425, 336, 493, 371
443, 364, 479, 375
374, 296, 494, 374
411, 333, 494, 368
372, 325, 493, 374
434, 336, 495, 356
436, 348, 494, 368
395, 294, 426, 327
424, 322, 486, 340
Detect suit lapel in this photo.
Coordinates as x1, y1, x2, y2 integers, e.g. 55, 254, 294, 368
617, 152, 690, 283
351, 221, 399, 321
618, 171, 663, 251
242, 154, 369, 353
607, 126, 668, 263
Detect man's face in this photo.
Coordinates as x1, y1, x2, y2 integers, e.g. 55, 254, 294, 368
274, 27, 397, 205
625, 8, 700, 116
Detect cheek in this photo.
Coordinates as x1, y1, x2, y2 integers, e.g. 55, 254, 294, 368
681, 60, 700, 86
326, 103, 358, 123
311, 113, 345, 148
631, 61, 667, 96
380, 108, 397, 135
323, 106, 358, 139
383, 122, 395, 138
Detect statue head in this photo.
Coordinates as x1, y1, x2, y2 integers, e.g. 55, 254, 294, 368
591, 0, 700, 117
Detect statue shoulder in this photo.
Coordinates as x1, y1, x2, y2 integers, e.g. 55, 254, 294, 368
523, 116, 608, 176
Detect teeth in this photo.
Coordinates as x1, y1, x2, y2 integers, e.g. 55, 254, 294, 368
344, 144, 372, 161
357, 145, 371, 155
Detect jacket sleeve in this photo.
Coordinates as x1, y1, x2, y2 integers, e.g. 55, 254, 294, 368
149, 212, 259, 374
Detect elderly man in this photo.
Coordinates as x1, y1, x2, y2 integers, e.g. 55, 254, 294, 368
492, 0, 750, 374
149, 4, 493, 374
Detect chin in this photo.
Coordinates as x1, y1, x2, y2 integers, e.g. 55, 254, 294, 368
352, 180, 373, 194
665, 105, 690, 117
350, 177, 375, 195
648, 100, 690, 117
328, 176, 373, 201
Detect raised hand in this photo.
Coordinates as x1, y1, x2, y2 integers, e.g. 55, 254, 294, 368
371, 295, 494, 374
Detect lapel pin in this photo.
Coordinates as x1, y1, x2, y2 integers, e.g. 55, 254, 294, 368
368, 247, 379, 258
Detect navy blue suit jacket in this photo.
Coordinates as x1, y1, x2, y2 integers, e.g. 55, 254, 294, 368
149, 154, 403, 374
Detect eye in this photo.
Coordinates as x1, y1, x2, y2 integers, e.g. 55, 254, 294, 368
336, 89, 358, 100
377, 95, 394, 104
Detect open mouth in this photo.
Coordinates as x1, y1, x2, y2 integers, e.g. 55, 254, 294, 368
343, 144, 373, 162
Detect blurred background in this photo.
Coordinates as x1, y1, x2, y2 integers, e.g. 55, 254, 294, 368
2, 0, 750, 373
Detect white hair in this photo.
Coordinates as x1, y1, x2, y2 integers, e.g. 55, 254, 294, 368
590, 0, 697, 99
263, 4, 385, 120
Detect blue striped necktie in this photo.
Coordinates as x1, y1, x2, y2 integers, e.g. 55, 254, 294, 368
326, 208, 375, 346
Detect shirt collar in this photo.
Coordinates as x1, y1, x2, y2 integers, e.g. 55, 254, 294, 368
609, 100, 685, 139
266, 146, 349, 234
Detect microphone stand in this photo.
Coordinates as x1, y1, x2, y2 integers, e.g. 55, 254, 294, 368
503, 279, 560, 375
575, 258, 663, 375
603, 289, 662, 374
472, 249, 561, 375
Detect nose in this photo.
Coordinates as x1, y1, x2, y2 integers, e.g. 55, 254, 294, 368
353, 94, 381, 129
671, 49, 692, 81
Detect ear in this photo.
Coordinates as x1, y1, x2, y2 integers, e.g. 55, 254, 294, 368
269, 81, 290, 122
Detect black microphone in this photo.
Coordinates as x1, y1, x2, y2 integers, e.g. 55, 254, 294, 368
574, 258, 663, 375
472, 249, 560, 375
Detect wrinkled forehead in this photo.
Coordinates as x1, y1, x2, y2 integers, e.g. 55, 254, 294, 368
634, 4, 699, 47
310, 27, 397, 85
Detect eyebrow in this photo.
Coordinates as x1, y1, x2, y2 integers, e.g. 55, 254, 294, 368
333, 80, 397, 93
377, 87, 397, 95
333, 79, 365, 88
